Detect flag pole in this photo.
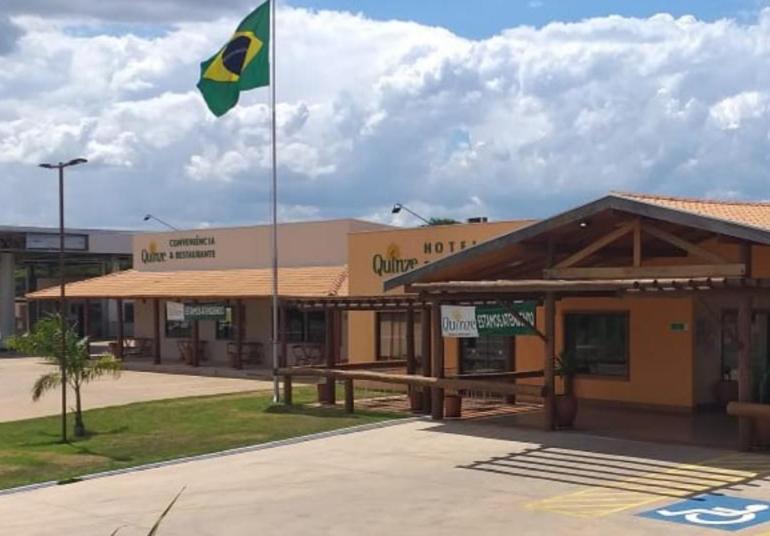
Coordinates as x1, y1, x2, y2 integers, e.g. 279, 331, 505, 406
270, 0, 280, 402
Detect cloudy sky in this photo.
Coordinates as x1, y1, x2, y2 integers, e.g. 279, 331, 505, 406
2, 1, 770, 230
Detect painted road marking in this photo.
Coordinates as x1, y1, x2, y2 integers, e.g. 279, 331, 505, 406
640, 494, 770, 532
523, 451, 768, 519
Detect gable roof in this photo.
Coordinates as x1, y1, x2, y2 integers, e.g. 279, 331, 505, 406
28, 266, 349, 300
384, 192, 770, 290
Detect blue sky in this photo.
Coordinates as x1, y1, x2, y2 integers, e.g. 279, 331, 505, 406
288, 0, 770, 38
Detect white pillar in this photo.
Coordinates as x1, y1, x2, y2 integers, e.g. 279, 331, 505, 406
0, 253, 15, 348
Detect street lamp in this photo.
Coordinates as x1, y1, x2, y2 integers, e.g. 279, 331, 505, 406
391, 203, 431, 225
38, 157, 88, 443
143, 214, 179, 231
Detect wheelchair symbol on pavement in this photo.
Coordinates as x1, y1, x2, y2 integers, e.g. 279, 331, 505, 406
640, 494, 770, 532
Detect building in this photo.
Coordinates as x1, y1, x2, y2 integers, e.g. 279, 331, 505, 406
0, 225, 132, 347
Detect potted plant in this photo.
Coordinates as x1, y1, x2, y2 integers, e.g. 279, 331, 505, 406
555, 351, 579, 428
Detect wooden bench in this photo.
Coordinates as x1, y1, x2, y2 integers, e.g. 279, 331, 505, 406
177, 340, 208, 365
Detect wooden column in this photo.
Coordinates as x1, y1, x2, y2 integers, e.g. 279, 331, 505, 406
325, 308, 336, 405
234, 299, 244, 369
153, 299, 161, 364
344, 379, 354, 413
83, 299, 91, 357
421, 306, 432, 415
279, 304, 288, 368
505, 337, 516, 405
284, 375, 293, 405
192, 318, 200, 367
738, 294, 753, 450
431, 301, 445, 420
406, 306, 417, 411
543, 292, 556, 430
116, 298, 124, 360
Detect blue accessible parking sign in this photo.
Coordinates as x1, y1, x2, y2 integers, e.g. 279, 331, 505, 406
640, 494, 770, 532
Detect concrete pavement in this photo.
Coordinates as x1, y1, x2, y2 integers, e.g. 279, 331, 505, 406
2, 418, 770, 535
0, 356, 272, 422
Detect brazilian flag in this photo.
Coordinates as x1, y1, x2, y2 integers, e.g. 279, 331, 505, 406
197, 1, 270, 117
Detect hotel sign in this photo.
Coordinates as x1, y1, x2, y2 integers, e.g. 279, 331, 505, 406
141, 235, 217, 265
441, 303, 537, 338
371, 243, 419, 276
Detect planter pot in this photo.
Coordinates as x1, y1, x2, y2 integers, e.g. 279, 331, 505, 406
445, 394, 462, 418
316, 383, 329, 404
755, 419, 770, 448
555, 394, 578, 428
409, 389, 424, 412
714, 380, 739, 407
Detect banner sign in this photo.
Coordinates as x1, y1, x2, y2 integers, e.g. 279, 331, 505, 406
183, 303, 228, 321
441, 303, 537, 338
166, 301, 185, 322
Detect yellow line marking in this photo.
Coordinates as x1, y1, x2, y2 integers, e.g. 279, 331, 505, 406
523, 451, 767, 519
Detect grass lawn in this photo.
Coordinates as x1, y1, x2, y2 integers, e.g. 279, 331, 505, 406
0, 387, 405, 490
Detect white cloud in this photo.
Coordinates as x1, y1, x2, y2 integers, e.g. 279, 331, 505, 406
3, 8, 770, 229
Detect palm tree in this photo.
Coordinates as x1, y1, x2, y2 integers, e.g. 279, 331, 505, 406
8, 315, 121, 438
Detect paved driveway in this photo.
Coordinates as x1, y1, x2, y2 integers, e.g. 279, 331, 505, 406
0, 357, 272, 422
2, 418, 770, 535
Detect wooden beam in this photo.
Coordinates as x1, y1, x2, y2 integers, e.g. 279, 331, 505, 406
279, 302, 287, 368
451, 370, 544, 380
234, 299, 244, 369
554, 223, 634, 269
116, 299, 124, 361
642, 222, 728, 264
431, 301, 444, 420
344, 379, 354, 413
738, 295, 753, 451
325, 308, 336, 405
544, 292, 555, 431
153, 299, 161, 365
335, 359, 407, 370
741, 243, 753, 278
406, 306, 416, 375
633, 219, 642, 267
284, 375, 293, 406
83, 299, 91, 357
544, 264, 746, 280
278, 367, 546, 398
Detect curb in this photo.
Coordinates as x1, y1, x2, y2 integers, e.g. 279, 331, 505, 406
0, 416, 421, 497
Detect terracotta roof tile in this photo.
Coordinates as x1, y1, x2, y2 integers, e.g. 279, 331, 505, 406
28, 266, 349, 300
614, 191, 770, 231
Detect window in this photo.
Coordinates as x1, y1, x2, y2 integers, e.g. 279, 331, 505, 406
564, 312, 629, 377
123, 302, 135, 324
460, 336, 510, 374
286, 309, 325, 343
376, 311, 422, 361
216, 306, 235, 340
165, 307, 191, 338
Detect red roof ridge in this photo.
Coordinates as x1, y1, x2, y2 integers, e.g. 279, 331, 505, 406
612, 191, 770, 207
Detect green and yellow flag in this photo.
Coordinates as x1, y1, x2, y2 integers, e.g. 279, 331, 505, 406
197, 1, 270, 117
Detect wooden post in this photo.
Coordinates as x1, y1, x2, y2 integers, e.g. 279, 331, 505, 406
421, 305, 432, 415
325, 308, 336, 405
406, 306, 417, 410
234, 299, 244, 369
116, 298, 124, 360
344, 378, 354, 413
431, 301, 444, 420
83, 299, 91, 357
192, 318, 200, 367
505, 336, 516, 405
284, 375, 293, 406
543, 293, 556, 430
153, 299, 161, 364
738, 294, 753, 450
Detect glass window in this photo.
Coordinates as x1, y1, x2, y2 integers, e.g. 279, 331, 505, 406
286, 309, 326, 343
460, 336, 510, 373
123, 302, 135, 324
216, 306, 235, 340
377, 311, 422, 361
564, 312, 629, 377
165, 307, 191, 338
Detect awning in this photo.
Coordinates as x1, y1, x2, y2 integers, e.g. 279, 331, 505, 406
27, 266, 349, 300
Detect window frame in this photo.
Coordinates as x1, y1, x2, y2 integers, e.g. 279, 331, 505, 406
563, 310, 631, 381
375, 310, 422, 362
164, 305, 192, 339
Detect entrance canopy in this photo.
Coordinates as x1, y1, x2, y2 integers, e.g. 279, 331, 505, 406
26, 265, 349, 300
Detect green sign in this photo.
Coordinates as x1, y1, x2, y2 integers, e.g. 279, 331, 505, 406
670, 322, 688, 332
475, 303, 537, 336
184, 303, 228, 321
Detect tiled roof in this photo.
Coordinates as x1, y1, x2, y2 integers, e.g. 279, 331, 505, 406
613, 192, 770, 231
28, 266, 349, 300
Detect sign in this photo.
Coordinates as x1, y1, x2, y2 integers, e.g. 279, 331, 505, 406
476, 304, 537, 336
183, 303, 228, 321
140, 235, 217, 265
371, 243, 419, 276
441, 303, 537, 338
639, 494, 770, 532
441, 306, 479, 338
166, 301, 185, 322
670, 322, 688, 332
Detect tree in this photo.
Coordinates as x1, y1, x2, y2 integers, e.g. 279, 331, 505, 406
7, 315, 121, 438
426, 217, 460, 226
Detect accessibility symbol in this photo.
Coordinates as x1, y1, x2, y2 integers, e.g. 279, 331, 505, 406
640, 494, 770, 532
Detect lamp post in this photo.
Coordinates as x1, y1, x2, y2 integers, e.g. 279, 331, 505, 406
39, 158, 88, 443
143, 214, 179, 231
392, 203, 431, 225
